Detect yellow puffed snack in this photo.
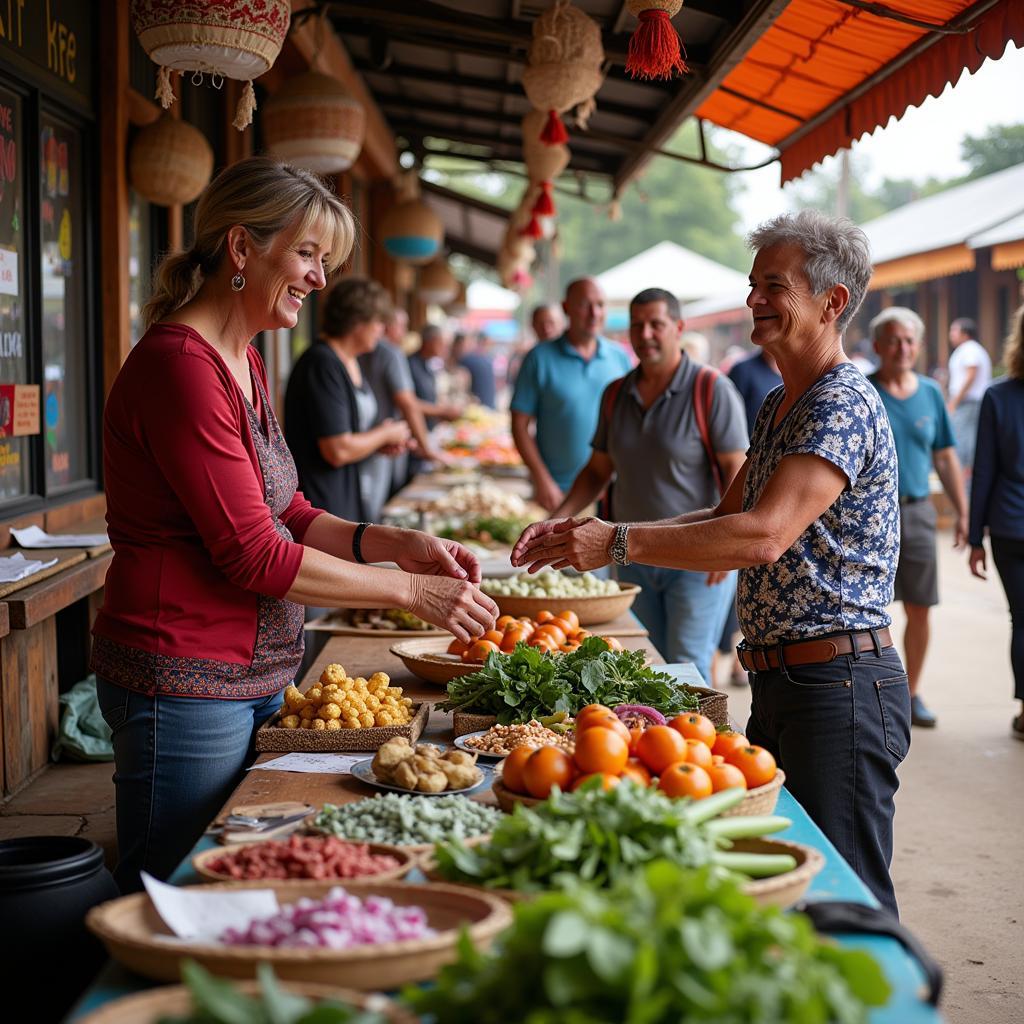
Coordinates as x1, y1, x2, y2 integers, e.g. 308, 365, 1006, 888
358, 711, 375, 728
283, 685, 306, 710
324, 719, 342, 731
300, 719, 315, 729
354, 677, 369, 691
280, 714, 301, 729
369, 671, 390, 687
299, 705, 317, 721
310, 718, 327, 731
306, 686, 323, 704
364, 694, 381, 712
342, 716, 360, 729
375, 711, 393, 726
318, 702, 342, 721
319, 664, 347, 687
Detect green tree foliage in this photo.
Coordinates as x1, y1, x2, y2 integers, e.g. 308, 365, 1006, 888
960, 123, 1024, 179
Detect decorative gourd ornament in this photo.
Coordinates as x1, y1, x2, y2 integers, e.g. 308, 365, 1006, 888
625, 0, 688, 80
521, 0, 603, 145
522, 111, 568, 218
131, 0, 290, 130
128, 114, 214, 206
263, 71, 366, 173
380, 199, 444, 265
417, 259, 459, 305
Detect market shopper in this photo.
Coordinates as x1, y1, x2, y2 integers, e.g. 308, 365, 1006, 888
551, 287, 747, 682
285, 277, 410, 524
511, 278, 631, 511
868, 307, 968, 729
92, 158, 496, 893
507, 303, 564, 389
946, 317, 992, 475
968, 304, 1024, 741
513, 211, 910, 915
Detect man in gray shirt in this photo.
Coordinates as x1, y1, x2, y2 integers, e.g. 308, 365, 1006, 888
552, 287, 748, 682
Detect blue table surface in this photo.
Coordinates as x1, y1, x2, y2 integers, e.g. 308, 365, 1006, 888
68, 667, 942, 1022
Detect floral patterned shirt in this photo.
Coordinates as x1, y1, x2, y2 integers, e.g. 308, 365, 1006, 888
737, 363, 899, 645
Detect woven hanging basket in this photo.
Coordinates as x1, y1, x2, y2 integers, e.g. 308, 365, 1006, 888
130, 0, 290, 129
128, 114, 214, 207
417, 259, 459, 305
392, 261, 415, 292
522, 111, 569, 184
380, 199, 444, 266
521, 0, 603, 144
624, 0, 688, 80
263, 71, 366, 173
445, 279, 469, 315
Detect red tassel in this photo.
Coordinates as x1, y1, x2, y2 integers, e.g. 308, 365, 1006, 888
626, 9, 688, 80
532, 182, 556, 218
519, 215, 544, 240
540, 109, 569, 145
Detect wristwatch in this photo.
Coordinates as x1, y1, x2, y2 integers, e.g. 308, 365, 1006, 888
609, 523, 631, 566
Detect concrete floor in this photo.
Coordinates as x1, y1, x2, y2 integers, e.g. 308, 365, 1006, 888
3, 529, 1021, 1023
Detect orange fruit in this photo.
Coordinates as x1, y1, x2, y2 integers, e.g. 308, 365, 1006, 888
464, 639, 499, 663
536, 610, 554, 624
447, 637, 469, 657
575, 629, 592, 641
496, 615, 517, 630
725, 745, 777, 789
500, 625, 531, 652
620, 759, 652, 786
575, 710, 630, 746
557, 610, 580, 631
501, 745, 536, 795
535, 623, 567, 646
577, 703, 612, 723
571, 772, 620, 792
522, 746, 575, 799
573, 726, 629, 775
683, 738, 714, 769
707, 762, 748, 793
548, 617, 574, 636
712, 730, 748, 758
635, 725, 688, 775
668, 713, 717, 747
599, 636, 624, 651
658, 762, 714, 799
482, 629, 505, 646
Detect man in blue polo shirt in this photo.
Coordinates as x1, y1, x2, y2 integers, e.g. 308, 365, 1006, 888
869, 307, 968, 729
511, 278, 632, 511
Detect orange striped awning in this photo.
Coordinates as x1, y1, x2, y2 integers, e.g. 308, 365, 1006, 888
992, 240, 1024, 271
696, 0, 1024, 183
868, 243, 975, 290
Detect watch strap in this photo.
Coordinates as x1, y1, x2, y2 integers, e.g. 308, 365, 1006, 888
352, 522, 371, 564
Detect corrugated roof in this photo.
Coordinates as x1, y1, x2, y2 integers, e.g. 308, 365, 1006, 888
595, 241, 749, 303
969, 208, 1024, 249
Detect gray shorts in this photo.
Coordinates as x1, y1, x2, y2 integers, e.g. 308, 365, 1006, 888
893, 498, 939, 607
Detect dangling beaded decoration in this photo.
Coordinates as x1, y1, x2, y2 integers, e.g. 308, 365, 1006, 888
231, 272, 246, 291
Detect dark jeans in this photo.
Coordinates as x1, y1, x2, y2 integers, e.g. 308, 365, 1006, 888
991, 536, 1024, 702
745, 642, 910, 917
96, 679, 283, 894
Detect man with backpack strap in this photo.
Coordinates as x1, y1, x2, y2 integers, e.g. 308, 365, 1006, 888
550, 287, 748, 683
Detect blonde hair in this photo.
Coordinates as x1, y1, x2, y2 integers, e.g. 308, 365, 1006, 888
1004, 304, 1024, 381
142, 157, 356, 330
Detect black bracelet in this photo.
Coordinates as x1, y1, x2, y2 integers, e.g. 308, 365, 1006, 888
352, 522, 371, 564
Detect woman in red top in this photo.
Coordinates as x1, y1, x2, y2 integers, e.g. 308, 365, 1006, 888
93, 158, 497, 892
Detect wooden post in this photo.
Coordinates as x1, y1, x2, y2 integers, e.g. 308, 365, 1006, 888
936, 276, 950, 373
976, 249, 998, 361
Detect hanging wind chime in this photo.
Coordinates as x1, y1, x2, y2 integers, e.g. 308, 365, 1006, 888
624, 0, 688, 80
521, 109, 568, 228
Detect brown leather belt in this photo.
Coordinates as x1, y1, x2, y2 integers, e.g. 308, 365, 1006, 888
737, 627, 893, 674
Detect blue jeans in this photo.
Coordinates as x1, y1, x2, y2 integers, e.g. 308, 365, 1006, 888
952, 399, 981, 472
617, 564, 736, 685
744, 643, 910, 916
96, 679, 284, 893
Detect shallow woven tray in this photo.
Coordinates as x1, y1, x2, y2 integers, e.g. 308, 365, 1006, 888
420, 835, 823, 911
390, 638, 485, 685
75, 980, 415, 1024
255, 701, 429, 752
191, 840, 418, 884
305, 611, 443, 638
452, 710, 499, 737
686, 685, 729, 729
489, 582, 640, 626
86, 879, 513, 990
720, 770, 785, 817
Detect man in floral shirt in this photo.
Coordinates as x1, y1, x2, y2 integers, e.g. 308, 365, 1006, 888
513, 211, 910, 916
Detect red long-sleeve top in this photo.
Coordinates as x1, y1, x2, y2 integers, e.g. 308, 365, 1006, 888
91, 323, 324, 698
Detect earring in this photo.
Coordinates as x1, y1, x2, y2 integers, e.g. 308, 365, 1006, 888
231, 272, 246, 292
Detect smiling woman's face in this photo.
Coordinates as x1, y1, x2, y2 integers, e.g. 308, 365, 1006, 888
247, 223, 333, 332
746, 242, 829, 350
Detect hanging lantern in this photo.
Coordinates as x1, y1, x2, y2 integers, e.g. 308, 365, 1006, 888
417, 259, 459, 305
521, 1, 603, 146
128, 114, 214, 207
131, 0, 291, 130
262, 71, 366, 173
445, 280, 469, 316
380, 198, 444, 265
625, 1, 687, 80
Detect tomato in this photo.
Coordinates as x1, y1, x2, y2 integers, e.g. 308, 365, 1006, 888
635, 725, 688, 775
527, 633, 557, 651
707, 762, 748, 793
711, 730, 748, 759
628, 725, 644, 755
668, 713, 717, 747
575, 710, 630, 746
575, 629, 592, 641
447, 637, 469, 657
658, 762, 713, 799
500, 625, 531, 652
536, 610, 554, 624
464, 639, 499, 663
482, 629, 505, 646
496, 615, 517, 630
683, 738, 713, 769
500, 745, 536, 795
711, 754, 725, 765
577, 703, 612, 722
571, 772, 620, 792
548, 617, 574, 637
573, 726, 629, 775
559, 641, 581, 653
535, 623, 567, 646
620, 758, 652, 786
599, 636, 624, 651
557, 610, 580, 631
523, 746, 575, 799
725, 745, 777, 789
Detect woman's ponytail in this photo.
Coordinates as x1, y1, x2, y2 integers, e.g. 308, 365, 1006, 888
141, 251, 201, 331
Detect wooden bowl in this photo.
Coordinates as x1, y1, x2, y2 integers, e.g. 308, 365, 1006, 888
75, 980, 415, 1024
491, 775, 542, 813
390, 638, 484, 685
191, 840, 418, 884
719, 770, 785, 817
488, 582, 640, 626
86, 879, 513, 990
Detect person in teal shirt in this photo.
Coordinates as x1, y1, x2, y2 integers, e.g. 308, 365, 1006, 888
869, 307, 968, 729
511, 278, 632, 511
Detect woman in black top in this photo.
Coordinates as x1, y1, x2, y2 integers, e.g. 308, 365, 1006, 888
284, 278, 410, 523
969, 303, 1024, 741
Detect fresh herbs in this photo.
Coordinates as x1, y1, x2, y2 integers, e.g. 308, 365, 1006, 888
158, 960, 388, 1024
437, 637, 698, 724
439, 516, 529, 546
433, 781, 792, 892
405, 861, 892, 1023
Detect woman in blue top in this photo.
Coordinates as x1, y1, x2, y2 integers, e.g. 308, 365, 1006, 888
969, 304, 1024, 741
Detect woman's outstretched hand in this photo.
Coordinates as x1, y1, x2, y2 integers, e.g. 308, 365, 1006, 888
407, 574, 497, 643
391, 532, 483, 583
511, 516, 615, 573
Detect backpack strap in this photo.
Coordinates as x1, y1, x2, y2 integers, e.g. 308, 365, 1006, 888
693, 365, 725, 498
